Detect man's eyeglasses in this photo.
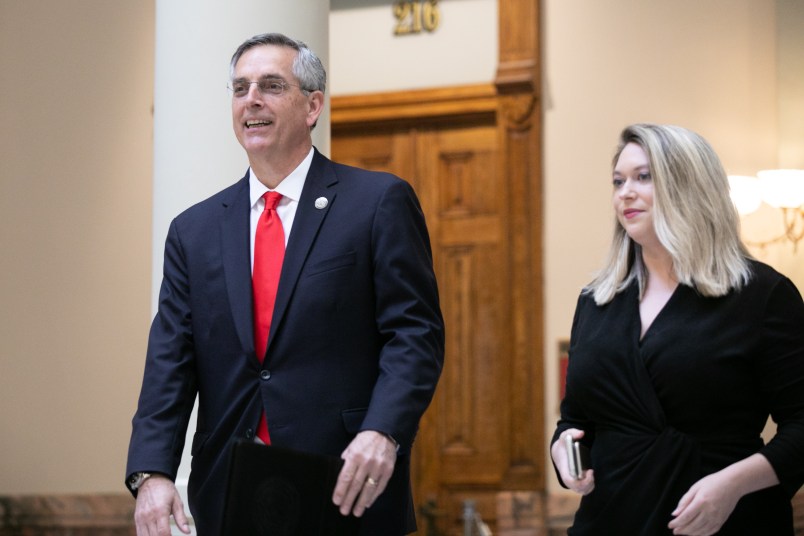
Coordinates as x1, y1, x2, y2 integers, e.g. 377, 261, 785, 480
227, 77, 309, 98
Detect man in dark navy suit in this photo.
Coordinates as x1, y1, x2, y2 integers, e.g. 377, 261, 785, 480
125, 33, 444, 535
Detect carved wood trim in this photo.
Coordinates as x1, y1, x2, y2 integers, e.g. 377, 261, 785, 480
496, 0, 540, 92
331, 84, 498, 129
496, 0, 544, 491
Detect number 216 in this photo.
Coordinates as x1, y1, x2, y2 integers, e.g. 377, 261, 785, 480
394, 0, 441, 35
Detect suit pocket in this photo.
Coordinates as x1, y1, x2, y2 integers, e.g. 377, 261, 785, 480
341, 407, 368, 434
306, 251, 357, 276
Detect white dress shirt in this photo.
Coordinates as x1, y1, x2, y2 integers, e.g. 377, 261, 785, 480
248, 148, 314, 273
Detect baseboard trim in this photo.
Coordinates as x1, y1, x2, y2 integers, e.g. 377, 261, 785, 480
0, 493, 134, 535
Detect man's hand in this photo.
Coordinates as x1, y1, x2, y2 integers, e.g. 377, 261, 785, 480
134, 475, 191, 536
332, 430, 397, 517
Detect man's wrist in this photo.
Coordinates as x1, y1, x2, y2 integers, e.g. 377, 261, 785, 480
381, 432, 400, 452
128, 472, 153, 491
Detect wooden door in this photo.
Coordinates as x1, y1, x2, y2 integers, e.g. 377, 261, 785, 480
332, 85, 543, 535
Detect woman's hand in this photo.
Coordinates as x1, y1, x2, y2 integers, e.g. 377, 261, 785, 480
668, 453, 779, 536
551, 429, 594, 495
667, 471, 740, 535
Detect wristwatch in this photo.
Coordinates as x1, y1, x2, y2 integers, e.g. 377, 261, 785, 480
128, 472, 153, 491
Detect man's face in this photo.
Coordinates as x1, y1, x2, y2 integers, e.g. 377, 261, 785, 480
230, 44, 321, 163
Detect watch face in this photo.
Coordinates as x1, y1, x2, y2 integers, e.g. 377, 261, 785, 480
130, 472, 151, 489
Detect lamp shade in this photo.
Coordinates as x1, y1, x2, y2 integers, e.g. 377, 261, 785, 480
728, 175, 762, 215
757, 169, 804, 208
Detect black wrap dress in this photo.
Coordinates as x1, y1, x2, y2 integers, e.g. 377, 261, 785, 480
554, 260, 804, 535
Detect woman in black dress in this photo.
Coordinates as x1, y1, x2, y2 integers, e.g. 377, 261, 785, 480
551, 124, 804, 535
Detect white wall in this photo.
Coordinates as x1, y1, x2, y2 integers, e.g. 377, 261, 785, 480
746, 0, 804, 282
0, 1, 154, 493
330, 0, 498, 95
777, 0, 804, 169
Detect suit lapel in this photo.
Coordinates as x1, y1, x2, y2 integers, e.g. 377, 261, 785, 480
220, 174, 255, 356
267, 151, 338, 351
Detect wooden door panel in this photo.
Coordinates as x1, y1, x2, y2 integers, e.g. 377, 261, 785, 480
332, 104, 540, 534
332, 122, 510, 533
330, 130, 414, 184
414, 125, 510, 533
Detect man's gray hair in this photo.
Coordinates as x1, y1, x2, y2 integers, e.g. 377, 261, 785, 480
229, 32, 326, 94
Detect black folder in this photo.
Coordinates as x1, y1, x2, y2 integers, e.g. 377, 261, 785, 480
222, 441, 361, 535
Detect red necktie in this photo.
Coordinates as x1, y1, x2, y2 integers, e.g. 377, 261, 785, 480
253, 191, 285, 444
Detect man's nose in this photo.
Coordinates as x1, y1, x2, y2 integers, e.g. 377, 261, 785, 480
245, 83, 264, 104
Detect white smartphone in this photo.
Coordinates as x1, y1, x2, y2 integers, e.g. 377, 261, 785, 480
564, 434, 589, 480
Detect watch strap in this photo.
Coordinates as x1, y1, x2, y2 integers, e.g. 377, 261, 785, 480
128, 472, 153, 491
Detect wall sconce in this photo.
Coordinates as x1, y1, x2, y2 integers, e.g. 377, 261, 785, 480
728, 169, 804, 251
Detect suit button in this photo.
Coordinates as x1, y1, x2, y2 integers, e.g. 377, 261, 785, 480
245, 428, 254, 439
260, 370, 271, 380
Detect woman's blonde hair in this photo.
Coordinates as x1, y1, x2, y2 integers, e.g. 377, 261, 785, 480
586, 123, 752, 305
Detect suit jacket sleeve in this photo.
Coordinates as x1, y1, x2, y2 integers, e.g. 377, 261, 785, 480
125, 217, 198, 491
359, 178, 445, 451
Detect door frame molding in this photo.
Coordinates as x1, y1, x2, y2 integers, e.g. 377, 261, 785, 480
331, 83, 498, 129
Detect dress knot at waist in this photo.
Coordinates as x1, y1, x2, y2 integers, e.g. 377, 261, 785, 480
572, 426, 703, 535
597, 425, 761, 447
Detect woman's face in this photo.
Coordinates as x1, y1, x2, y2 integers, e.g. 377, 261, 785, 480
612, 142, 660, 249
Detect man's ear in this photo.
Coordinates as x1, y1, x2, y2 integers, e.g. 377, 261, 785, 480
306, 90, 325, 129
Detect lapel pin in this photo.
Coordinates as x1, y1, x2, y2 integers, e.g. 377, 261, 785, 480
314, 197, 328, 210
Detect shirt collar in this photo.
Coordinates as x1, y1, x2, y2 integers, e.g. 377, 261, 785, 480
249, 147, 314, 209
